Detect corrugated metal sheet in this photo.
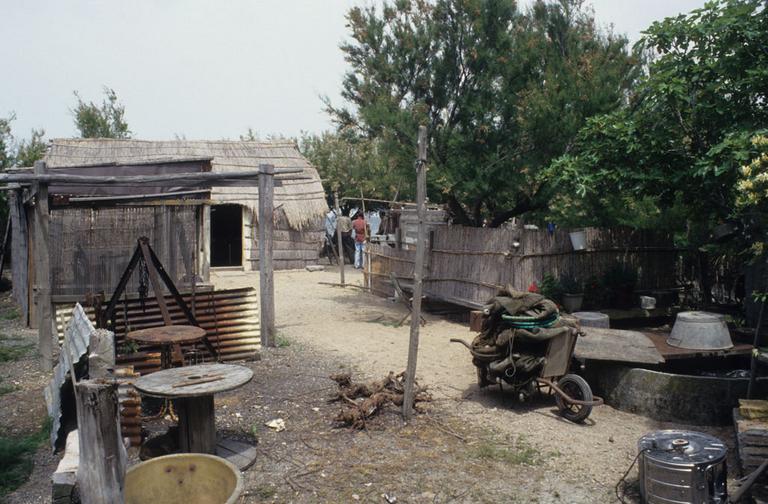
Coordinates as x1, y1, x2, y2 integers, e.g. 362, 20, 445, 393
55, 288, 260, 375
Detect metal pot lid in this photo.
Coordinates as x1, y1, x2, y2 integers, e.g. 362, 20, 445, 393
638, 430, 727, 465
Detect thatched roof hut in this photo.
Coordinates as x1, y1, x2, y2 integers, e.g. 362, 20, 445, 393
44, 138, 328, 230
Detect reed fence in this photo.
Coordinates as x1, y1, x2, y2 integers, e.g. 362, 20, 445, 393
366, 225, 679, 309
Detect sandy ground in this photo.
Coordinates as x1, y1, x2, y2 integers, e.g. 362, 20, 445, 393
211, 266, 739, 503
1, 267, 740, 503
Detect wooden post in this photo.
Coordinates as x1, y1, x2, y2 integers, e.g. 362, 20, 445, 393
258, 164, 275, 348
33, 160, 54, 371
175, 396, 216, 453
74, 380, 125, 504
403, 126, 428, 420
334, 191, 345, 287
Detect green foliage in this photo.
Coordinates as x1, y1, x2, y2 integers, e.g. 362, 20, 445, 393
329, 0, 639, 226
545, 0, 768, 240
0, 114, 14, 171
539, 273, 563, 303
72, 87, 131, 139
0, 418, 51, 497
300, 130, 398, 201
15, 129, 47, 167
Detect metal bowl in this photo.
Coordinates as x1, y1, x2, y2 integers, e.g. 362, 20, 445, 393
667, 311, 733, 350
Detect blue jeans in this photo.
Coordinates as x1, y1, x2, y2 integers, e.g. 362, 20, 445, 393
354, 242, 365, 269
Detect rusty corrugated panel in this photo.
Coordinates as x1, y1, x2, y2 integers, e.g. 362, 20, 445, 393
55, 287, 260, 375
110, 366, 142, 447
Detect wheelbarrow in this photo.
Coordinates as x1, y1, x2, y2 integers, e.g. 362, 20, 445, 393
451, 323, 603, 423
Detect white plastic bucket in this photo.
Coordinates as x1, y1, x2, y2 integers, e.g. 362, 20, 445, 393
569, 230, 587, 251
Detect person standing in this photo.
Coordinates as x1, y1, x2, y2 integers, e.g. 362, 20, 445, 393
352, 211, 367, 269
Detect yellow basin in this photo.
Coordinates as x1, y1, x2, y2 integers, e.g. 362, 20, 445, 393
125, 453, 243, 504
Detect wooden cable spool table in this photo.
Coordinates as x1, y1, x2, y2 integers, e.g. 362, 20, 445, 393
134, 363, 253, 454
127, 325, 206, 369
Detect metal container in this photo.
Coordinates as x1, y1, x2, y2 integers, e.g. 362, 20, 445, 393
667, 311, 733, 350
638, 430, 727, 504
573, 311, 610, 328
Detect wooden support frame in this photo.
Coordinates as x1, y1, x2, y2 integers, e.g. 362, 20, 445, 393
98, 237, 219, 360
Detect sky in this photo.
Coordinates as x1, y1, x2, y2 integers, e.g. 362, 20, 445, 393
0, 0, 707, 142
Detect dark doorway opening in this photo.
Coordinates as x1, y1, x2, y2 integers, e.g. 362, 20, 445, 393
210, 204, 242, 267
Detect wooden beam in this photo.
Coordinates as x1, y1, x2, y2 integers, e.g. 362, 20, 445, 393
403, 125, 428, 420
33, 161, 54, 371
258, 164, 276, 348
74, 380, 125, 504
335, 191, 345, 287
0, 168, 304, 187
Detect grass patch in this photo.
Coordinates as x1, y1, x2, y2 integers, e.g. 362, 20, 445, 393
0, 310, 19, 321
0, 344, 33, 362
275, 334, 290, 348
0, 418, 51, 497
251, 484, 277, 499
469, 436, 544, 466
0, 378, 17, 396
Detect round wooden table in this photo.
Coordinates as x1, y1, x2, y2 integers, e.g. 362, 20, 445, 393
127, 325, 206, 368
134, 363, 253, 454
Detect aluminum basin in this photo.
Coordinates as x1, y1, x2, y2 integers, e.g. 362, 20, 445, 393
125, 454, 242, 504
667, 311, 733, 350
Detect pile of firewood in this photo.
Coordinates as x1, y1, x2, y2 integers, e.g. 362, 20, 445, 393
329, 371, 431, 429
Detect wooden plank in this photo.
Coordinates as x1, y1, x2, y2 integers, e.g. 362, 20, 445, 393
576, 327, 664, 365
216, 436, 258, 471
176, 395, 216, 454
258, 164, 275, 347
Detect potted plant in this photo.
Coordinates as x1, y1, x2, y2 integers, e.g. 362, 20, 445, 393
603, 262, 638, 309
559, 273, 584, 313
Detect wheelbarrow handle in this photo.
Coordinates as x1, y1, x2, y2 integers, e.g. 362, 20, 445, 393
729, 458, 768, 503
537, 377, 605, 407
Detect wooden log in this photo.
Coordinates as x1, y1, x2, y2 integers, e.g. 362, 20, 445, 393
175, 395, 216, 454
403, 125, 428, 420
34, 161, 55, 371
74, 380, 125, 504
258, 164, 275, 347
0, 167, 303, 186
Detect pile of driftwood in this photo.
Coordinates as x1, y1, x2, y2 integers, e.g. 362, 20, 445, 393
329, 371, 431, 428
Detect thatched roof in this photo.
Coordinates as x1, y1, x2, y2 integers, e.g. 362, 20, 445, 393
45, 138, 328, 230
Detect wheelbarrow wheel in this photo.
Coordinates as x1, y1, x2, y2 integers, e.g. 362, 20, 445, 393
554, 374, 593, 423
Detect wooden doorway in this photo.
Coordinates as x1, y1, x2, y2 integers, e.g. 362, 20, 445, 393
210, 204, 242, 267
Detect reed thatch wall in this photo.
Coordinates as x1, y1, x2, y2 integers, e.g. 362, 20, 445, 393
48, 206, 199, 298
366, 225, 679, 308
44, 138, 328, 231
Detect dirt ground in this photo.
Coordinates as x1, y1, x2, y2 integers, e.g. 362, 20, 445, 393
1, 267, 740, 503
